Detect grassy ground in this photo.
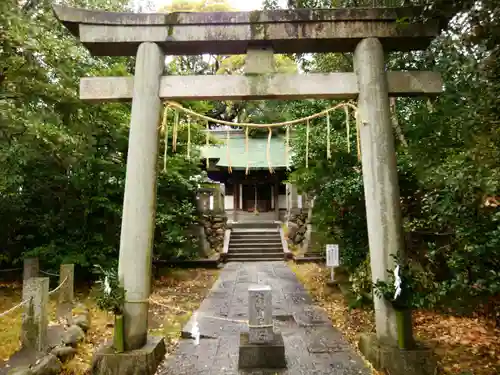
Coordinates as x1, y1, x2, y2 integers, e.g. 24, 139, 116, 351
0, 281, 23, 362
290, 263, 500, 375
0, 268, 219, 374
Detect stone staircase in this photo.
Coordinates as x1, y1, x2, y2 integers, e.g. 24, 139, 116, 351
226, 223, 284, 262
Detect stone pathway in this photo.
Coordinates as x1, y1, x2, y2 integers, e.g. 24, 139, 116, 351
159, 261, 370, 375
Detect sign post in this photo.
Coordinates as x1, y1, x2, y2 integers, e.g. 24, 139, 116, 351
326, 244, 340, 282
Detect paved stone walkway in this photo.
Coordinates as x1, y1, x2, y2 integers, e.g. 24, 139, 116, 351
159, 261, 370, 375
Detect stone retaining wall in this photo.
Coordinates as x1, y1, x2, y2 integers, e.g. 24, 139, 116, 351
202, 214, 227, 253
286, 212, 308, 245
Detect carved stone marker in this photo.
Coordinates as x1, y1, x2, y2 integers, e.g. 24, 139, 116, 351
248, 285, 273, 343
239, 285, 286, 369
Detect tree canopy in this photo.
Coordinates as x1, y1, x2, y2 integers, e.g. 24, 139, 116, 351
0, 0, 498, 320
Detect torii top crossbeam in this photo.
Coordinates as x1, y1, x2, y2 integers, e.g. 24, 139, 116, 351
53, 5, 442, 56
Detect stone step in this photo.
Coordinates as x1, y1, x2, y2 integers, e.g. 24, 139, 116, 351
231, 231, 279, 236
228, 247, 283, 254
231, 233, 280, 239
226, 256, 284, 262
227, 252, 284, 259
229, 238, 282, 244
230, 222, 279, 229
229, 242, 282, 248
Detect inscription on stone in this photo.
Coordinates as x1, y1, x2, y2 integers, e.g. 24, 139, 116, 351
248, 285, 274, 344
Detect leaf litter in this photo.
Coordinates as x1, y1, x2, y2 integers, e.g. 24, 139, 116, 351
290, 263, 500, 375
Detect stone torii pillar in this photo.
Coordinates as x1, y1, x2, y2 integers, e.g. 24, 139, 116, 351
354, 37, 408, 342
117, 42, 164, 350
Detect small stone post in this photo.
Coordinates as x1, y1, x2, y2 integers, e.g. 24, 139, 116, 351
58, 264, 74, 304
354, 37, 412, 345
21, 277, 49, 351
23, 257, 39, 291
56, 264, 74, 320
248, 285, 273, 343
117, 41, 165, 351
239, 285, 286, 369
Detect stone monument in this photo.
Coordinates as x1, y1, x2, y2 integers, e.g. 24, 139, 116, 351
239, 285, 286, 369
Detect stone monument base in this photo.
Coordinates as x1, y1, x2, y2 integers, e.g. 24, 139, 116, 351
91, 336, 166, 375
358, 333, 437, 375
238, 332, 286, 369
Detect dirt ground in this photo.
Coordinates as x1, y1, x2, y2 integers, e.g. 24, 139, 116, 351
0, 268, 219, 375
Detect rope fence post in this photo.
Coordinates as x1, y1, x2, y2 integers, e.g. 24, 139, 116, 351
21, 277, 49, 351
58, 264, 74, 304
23, 257, 39, 292
57, 264, 74, 320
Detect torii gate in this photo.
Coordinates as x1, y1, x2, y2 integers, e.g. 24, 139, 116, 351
53, 4, 442, 358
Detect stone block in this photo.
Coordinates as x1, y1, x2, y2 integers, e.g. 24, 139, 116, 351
22, 277, 49, 351
62, 325, 85, 347
244, 47, 274, 75
238, 332, 286, 369
8, 367, 33, 375
31, 354, 62, 375
50, 346, 77, 362
358, 333, 437, 375
248, 285, 273, 344
91, 335, 166, 375
73, 314, 90, 332
58, 264, 74, 305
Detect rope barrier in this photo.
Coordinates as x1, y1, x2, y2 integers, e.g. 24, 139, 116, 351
40, 270, 59, 277
0, 268, 71, 319
0, 268, 22, 273
149, 297, 273, 326
0, 298, 31, 318
48, 276, 68, 296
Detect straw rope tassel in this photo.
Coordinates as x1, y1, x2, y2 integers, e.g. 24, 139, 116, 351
187, 116, 191, 159
285, 125, 290, 171
226, 129, 232, 174
355, 110, 361, 161
172, 110, 179, 152
326, 112, 331, 160
245, 127, 250, 175
206, 121, 209, 169
345, 105, 350, 154
162, 105, 169, 173
267, 127, 274, 174
305, 119, 310, 169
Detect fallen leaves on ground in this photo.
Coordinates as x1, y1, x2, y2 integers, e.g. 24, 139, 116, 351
289, 263, 376, 357
414, 311, 500, 375
290, 263, 500, 375
0, 269, 219, 375
0, 282, 23, 363
63, 268, 218, 374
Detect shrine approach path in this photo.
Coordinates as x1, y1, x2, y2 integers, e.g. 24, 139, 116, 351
158, 261, 370, 375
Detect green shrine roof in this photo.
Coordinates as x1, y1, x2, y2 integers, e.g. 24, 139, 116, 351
200, 130, 292, 170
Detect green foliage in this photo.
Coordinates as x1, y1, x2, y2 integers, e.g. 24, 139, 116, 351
92, 264, 125, 315
372, 256, 417, 310
285, 0, 500, 317
0, 0, 204, 275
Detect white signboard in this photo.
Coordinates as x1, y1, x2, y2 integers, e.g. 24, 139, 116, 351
326, 244, 339, 267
